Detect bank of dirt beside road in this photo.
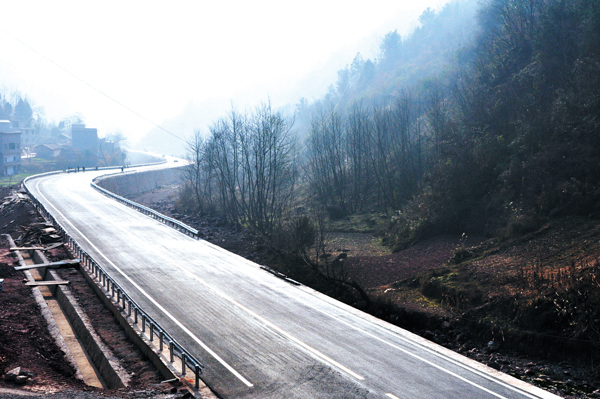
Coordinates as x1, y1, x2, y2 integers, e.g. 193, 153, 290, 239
128, 184, 600, 399
0, 185, 198, 398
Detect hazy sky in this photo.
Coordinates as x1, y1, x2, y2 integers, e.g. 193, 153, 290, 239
1, 0, 450, 143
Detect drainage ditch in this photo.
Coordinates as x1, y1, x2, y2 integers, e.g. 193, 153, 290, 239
6, 234, 129, 389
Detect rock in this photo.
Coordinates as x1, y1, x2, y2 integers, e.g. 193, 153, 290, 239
487, 340, 501, 351
20, 370, 34, 378
14, 375, 28, 385
4, 367, 21, 381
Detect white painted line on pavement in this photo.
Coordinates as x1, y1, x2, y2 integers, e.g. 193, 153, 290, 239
292, 293, 542, 399
385, 394, 402, 399
33, 173, 541, 399
31, 178, 254, 388
168, 261, 366, 381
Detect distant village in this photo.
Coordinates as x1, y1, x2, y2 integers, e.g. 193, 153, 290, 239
0, 119, 125, 177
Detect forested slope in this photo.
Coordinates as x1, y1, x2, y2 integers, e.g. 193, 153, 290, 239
297, 0, 600, 250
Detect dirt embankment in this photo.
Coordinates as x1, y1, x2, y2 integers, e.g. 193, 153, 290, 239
0, 186, 191, 398
0, 235, 84, 395
128, 184, 600, 398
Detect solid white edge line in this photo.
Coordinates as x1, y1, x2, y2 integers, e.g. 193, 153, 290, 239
385, 394, 401, 399
31, 177, 254, 388
291, 283, 558, 399
298, 293, 548, 399
40, 174, 366, 382
33, 170, 540, 399
165, 260, 365, 381
305, 302, 507, 398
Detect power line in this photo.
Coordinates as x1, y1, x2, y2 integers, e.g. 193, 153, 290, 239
1, 28, 186, 143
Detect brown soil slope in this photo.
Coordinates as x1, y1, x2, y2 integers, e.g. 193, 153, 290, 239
129, 185, 600, 398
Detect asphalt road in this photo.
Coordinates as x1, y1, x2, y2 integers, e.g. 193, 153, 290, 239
26, 162, 559, 399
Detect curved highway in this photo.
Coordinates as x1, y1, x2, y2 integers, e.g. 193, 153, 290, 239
26, 161, 559, 399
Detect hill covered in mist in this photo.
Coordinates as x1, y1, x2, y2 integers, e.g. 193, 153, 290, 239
175, 0, 600, 248
292, 0, 600, 249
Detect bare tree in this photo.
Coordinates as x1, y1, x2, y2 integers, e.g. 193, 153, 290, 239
345, 102, 373, 212
239, 102, 298, 235
186, 103, 297, 238
370, 92, 421, 210
306, 105, 348, 216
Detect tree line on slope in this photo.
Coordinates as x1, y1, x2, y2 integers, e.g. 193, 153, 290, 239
181, 0, 600, 257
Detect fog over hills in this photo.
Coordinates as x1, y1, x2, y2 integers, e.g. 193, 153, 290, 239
133, 3, 448, 156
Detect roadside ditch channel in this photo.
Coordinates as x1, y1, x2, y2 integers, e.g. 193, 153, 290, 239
5, 233, 124, 389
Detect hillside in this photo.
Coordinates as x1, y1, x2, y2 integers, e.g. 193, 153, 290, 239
167, 1, 600, 396
126, 183, 599, 398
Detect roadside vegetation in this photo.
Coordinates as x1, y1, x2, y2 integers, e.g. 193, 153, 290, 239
175, 0, 600, 394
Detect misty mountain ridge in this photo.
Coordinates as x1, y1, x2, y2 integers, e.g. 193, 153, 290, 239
133, 0, 477, 155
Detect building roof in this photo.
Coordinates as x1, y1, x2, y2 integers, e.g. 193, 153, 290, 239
34, 144, 63, 150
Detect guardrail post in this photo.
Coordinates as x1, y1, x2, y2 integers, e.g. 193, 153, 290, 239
134, 306, 138, 324
169, 341, 174, 362
182, 353, 186, 375
149, 322, 154, 341
142, 315, 146, 333
195, 364, 200, 388
159, 330, 164, 352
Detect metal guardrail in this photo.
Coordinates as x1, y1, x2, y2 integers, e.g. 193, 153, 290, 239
22, 166, 204, 388
91, 174, 199, 239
